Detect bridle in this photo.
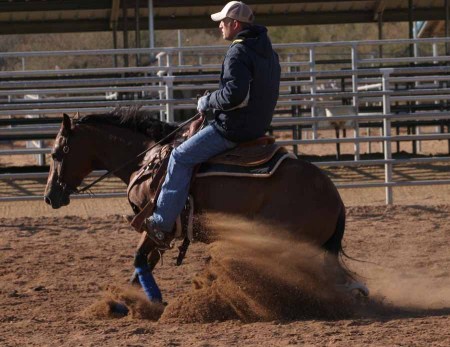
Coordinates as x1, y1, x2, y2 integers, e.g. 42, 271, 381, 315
52, 135, 80, 196
52, 112, 204, 196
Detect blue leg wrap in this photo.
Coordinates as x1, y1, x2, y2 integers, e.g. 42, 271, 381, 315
135, 265, 163, 303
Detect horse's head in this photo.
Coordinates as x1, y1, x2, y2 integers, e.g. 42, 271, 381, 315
44, 114, 94, 208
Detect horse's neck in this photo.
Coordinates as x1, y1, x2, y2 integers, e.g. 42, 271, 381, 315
90, 125, 152, 184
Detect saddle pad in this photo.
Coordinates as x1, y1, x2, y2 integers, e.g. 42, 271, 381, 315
196, 151, 297, 178
207, 143, 282, 167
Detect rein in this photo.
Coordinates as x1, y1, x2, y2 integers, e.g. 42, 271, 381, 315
73, 112, 203, 194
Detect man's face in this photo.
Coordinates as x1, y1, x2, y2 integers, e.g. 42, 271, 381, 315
219, 18, 239, 41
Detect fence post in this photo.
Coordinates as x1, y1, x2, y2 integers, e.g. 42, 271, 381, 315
165, 54, 174, 122
309, 47, 317, 140
351, 45, 361, 160
382, 69, 393, 204
157, 52, 165, 121
178, 30, 184, 65
432, 42, 438, 64
24, 94, 45, 166
165, 75, 174, 122
288, 53, 298, 154
432, 43, 440, 134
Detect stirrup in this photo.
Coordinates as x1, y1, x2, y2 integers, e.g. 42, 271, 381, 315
144, 218, 174, 250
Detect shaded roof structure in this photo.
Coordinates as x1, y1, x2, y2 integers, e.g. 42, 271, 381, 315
0, 0, 448, 34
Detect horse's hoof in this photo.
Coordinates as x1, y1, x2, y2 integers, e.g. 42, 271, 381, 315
111, 302, 129, 316
349, 282, 370, 297
336, 281, 370, 297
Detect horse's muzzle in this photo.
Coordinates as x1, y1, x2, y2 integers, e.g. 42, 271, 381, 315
44, 186, 70, 209
44, 195, 52, 206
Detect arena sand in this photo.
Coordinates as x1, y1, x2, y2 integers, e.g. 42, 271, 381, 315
1, 203, 449, 345
83, 210, 449, 326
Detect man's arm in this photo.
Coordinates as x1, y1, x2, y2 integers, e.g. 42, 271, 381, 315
208, 49, 253, 112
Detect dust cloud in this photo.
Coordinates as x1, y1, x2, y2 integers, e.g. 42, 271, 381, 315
365, 268, 450, 310
162, 214, 354, 322
83, 285, 164, 320
80, 213, 450, 323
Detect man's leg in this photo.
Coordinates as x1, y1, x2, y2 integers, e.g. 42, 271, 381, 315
146, 124, 236, 247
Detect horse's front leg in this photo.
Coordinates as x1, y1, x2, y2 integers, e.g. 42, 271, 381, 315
132, 232, 163, 302
130, 243, 161, 285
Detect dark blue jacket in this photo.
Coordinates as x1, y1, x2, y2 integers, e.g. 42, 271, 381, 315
208, 25, 280, 142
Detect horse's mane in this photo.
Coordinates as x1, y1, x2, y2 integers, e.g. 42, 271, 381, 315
75, 107, 178, 142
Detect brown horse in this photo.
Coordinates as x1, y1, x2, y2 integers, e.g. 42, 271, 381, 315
44, 109, 360, 302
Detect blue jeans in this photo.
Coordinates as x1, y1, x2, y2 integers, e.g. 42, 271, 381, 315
151, 124, 236, 232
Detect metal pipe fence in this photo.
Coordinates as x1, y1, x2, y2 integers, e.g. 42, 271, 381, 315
1, 37, 450, 204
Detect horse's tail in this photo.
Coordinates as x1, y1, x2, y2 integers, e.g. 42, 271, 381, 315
322, 204, 357, 282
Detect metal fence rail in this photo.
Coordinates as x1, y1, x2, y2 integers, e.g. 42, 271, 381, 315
1, 37, 450, 204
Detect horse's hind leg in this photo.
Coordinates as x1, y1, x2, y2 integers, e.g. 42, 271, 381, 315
322, 206, 355, 285
323, 207, 370, 297
132, 232, 163, 302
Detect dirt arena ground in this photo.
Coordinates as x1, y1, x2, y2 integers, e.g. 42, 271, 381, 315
1, 135, 449, 346
0, 187, 449, 346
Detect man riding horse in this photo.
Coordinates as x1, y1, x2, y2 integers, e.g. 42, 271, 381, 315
43, 1, 369, 306
144, 1, 281, 249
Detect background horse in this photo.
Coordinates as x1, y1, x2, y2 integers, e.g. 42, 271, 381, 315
44, 109, 355, 302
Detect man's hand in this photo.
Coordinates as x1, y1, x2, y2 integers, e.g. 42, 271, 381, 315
197, 94, 210, 113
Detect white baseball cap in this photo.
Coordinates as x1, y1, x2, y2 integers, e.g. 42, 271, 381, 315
211, 1, 254, 24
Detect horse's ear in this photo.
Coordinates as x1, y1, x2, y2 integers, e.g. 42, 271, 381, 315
62, 113, 72, 136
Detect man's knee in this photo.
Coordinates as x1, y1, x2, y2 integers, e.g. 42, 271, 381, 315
170, 146, 192, 166
169, 148, 190, 166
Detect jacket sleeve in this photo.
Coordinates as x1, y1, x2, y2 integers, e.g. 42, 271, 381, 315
208, 46, 252, 112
